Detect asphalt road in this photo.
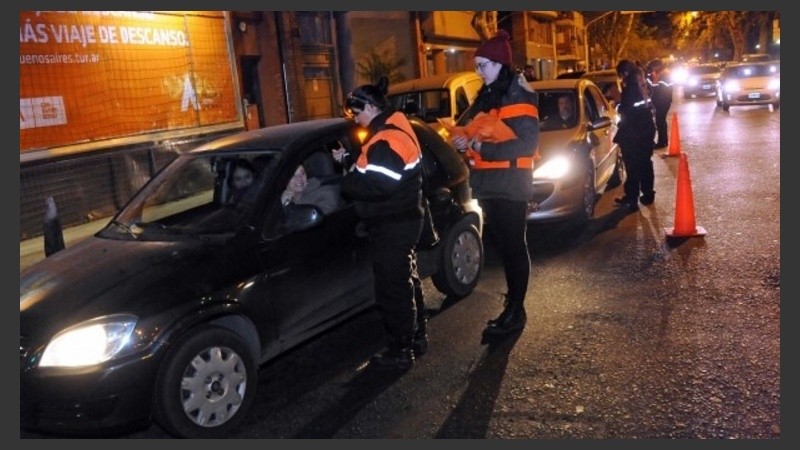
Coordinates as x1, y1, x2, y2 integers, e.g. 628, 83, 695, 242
23, 90, 781, 440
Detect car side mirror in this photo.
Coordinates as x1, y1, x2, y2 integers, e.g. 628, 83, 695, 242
282, 203, 324, 233
588, 116, 612, 131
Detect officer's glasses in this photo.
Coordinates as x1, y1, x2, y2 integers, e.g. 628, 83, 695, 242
343, 94, 371, 118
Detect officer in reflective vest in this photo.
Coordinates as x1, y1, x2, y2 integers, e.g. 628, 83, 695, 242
452, 30, 539, 337
336, 76, 426, 371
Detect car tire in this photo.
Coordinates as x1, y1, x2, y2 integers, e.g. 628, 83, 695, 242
431, 218, 483, 299
772, 101, 780, 110
722, 102, 730, 112
153, 325, 257, 438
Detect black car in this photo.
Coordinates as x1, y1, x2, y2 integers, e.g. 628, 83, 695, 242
20, 117, 484, 438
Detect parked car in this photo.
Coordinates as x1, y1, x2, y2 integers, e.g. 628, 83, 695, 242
683, 63, 722, 98
581, 69, 622, 105
20, 117, 484, 438
387, 71, 483, 137
716, 61, 780, 111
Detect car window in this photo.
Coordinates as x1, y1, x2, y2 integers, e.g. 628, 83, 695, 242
689, 65, 721, 75
537, 90, 577, 131
723, 64, 779, 78
586, 85, 609, 120
454, 86, 470, 120
388, 89, 451, 123
108, 151, 279, 239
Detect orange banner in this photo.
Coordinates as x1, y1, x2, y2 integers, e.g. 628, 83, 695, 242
20, 11, 240, 153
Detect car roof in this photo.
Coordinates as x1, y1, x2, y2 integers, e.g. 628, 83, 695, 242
583, 69, 618, 78
388, 72, 480, 93
530, 78, 586, 90
187, 118, 349, 154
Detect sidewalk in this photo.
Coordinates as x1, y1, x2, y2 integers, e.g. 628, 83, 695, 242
20, 220, 107, 272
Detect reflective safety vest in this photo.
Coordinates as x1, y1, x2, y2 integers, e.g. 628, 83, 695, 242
357, 112, 422, 180
465, 103, 538, 170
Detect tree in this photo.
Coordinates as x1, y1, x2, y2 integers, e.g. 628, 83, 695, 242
588, 12, 651, 68
670, 11, 772, 61
356, 49, 408, 85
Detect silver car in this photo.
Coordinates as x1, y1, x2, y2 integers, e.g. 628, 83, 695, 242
528, 78, 624, 225
716, 62, 780, 111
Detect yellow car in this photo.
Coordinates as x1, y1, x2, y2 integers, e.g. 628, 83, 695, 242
388, 71, 483, 138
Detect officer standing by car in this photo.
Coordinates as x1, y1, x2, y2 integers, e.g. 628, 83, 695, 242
613, 59, 657, 210
333, 75, 426, 371
646, 58, 673, 149
451, 30, 539, 337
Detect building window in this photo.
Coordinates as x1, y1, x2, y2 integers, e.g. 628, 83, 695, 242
296, 12, 331, 46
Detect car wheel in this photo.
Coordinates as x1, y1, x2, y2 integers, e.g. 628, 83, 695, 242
576, 161, 597, 225
153, 325, 257, 438
431, 218, 483, 299
772, 101, 780, 110
722, 102, 730, 111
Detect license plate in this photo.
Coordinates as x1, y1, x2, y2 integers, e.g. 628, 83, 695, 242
702, 84, 712, 89
748, 92, 761, 99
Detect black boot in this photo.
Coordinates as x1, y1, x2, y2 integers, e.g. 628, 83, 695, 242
487, 294, 511, 326
369, 338, 414, 371
413, 315, 428, 356
484, 304, 526, 336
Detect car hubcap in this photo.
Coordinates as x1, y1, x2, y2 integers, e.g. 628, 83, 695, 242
180, 346, 247, 427
451, 230, 481, 284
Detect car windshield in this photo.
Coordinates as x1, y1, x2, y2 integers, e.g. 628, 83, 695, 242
689, 65, 721, 75
723, 63, 779, 78
388, 89, 451, 123
101, 150, 280, 241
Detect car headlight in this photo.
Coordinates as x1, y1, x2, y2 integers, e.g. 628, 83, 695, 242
768, 78, 780, 90
687, 77, 699, 87
39, 314, 137, 368
724, 80, 741, 92
533, 155, 572, 180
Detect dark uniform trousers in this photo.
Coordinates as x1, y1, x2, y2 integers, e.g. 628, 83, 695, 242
366, 214, 424, 347
480, 198, 531, 307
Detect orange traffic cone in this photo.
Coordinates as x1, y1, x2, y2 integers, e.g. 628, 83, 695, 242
665, 153, 706, 238
661, 112, 682, 158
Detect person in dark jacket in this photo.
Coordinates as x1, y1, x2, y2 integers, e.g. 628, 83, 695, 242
613, 59, 657, 210
334, 76, 426, 371
452, 30, 539, 337
646, 58, 673, 149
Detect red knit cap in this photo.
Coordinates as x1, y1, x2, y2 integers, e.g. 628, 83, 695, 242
475, 30, 512, 66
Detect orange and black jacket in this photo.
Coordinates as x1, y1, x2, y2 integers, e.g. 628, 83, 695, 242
341, 109, 424, 219
460, 75, 539, 202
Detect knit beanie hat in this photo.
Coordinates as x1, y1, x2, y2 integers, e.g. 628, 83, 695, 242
475, 30, 512, 66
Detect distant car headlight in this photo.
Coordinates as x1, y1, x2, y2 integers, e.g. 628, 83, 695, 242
687, 77, 699, 86
768, 78, 780, 90
39, 314, 137, 368
672, 68, 688, 84
724, 80, 741, 92
533, 155, 571, 180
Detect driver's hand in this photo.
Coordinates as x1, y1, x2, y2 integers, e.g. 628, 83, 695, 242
331, 147, 346, 163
